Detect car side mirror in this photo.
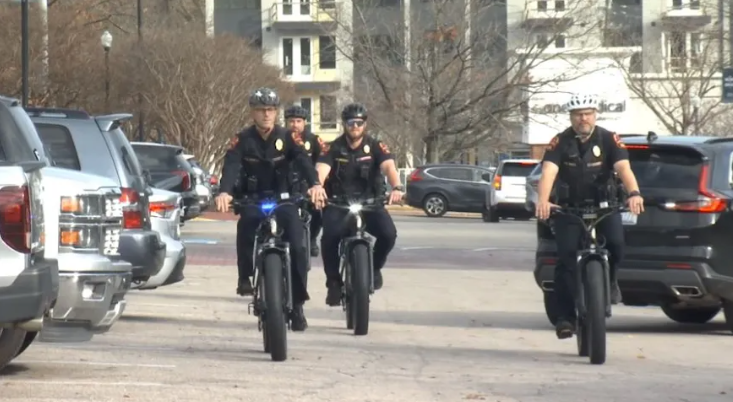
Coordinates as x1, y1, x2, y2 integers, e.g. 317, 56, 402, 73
481, 173, 492, 182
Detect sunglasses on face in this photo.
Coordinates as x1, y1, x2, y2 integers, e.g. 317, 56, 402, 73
345, 119, 365, 128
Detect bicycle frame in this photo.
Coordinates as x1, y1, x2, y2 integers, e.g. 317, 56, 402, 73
329, 197, 386, 294
234, 195, 304, 313
551, 205, 625, 318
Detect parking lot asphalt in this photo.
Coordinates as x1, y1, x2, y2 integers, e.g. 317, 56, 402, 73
2, 216, 732, 402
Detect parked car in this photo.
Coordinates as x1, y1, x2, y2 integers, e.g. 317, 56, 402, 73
534, 134, 733, 332
485, 159, 539, 222
130, 143, 201, 222
525, 163, 542, 208
405, 164, 493, 217
29, 109, 166, 286
136, 188, 186, 290
0, 96, 58, 370
182, 153, 213, 212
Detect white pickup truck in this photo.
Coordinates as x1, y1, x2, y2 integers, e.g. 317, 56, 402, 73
0, 96, 132, 370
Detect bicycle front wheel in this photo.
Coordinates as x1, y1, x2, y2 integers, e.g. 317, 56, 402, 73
349, 243, 371, 336
263, 252, 288, 362
584, 259, 607, 365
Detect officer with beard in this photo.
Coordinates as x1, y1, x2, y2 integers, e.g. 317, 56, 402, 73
215, 88, 327, 331
315, 103, 404, 306
284, 105, 326, 257
535, 93, 644, 340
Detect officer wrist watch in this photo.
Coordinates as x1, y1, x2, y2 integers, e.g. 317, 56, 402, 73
628, 190, 641, 198
393, 185, 405, 192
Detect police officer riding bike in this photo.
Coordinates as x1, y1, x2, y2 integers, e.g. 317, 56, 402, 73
215, 88, 327, 332
534, 93, 644, 341
314, 103, 403, 307
284, 104, 326, 258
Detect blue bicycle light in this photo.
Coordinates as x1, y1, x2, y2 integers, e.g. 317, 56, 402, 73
260, 202, 276, 213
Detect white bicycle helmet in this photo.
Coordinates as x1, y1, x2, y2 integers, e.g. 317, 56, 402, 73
565, 93, 599, 112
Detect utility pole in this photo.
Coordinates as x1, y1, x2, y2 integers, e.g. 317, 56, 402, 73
137, 0, 145, 142
21, 0, 29, 107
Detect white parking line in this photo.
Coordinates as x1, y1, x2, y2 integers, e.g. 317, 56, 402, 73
15, 360, 176, 368
0, 380, 171, 387
399, 246, 435, 250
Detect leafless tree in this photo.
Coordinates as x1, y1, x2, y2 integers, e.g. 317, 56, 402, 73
332, 0, 602, 163
610, 1, 733, 135
121, 29, 294, 173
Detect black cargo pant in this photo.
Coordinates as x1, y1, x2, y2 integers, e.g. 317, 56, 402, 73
236, 204, 310, 304
552, 212, 624, 322
321, 206, 397, 284
308, 204, 322, 243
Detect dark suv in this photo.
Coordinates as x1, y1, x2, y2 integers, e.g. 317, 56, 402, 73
130, 143, 201, 221
534, 134, 733, 332
405, 164, 493, 217
28, 108, 166, 284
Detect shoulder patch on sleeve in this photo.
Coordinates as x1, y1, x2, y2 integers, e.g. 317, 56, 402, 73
317, 136, 329, 153
378, 141, 390, 154
229, 135, 239, 150
291, 131, 304, 146
612, 133, 626, 149
546, 135, 560, 151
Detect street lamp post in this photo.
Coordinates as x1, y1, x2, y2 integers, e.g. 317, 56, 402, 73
21, 0, 30, 107
101, 30, 113, 114
691, 95, 701, 136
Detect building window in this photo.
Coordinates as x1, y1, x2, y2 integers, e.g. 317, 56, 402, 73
536, 33, 549, 48
319, 95, 338, 129
555, 35, 566, 48
537, 1, 547, 11
667, 31, 686, 72
300, 38, 312, 75
283, 38, 293, 75
603, 0, 643, 47
300, 98, 313, 122
319, 36, 336, 69
555, 0, 565, 11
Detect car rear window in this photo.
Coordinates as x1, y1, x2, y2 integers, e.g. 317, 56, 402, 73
629, 147, 702, 189
499, 162, 537, 177
133, 145, 188, 171
0, 104, 36, 163
34, 124, 82, 170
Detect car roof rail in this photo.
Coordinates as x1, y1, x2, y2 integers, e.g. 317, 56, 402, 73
704, 137, 733, 144
95, 113, 134, 132
25, 107, 91, 119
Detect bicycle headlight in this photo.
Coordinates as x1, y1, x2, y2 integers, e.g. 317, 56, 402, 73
270, 216, 278, 235
348, 204, 363, 214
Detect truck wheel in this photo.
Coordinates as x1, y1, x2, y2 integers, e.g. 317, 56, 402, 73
661, 305, 720, 324
0, 328, 26, 371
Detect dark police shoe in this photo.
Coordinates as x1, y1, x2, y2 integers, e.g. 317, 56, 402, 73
611, 281, 623, 305
236, 278, 254, 296
374, 270, 384, 290
555, 320, 575, 340
290, 304, 308, 332
310, 243, 320, 257
325, 282, 342, 307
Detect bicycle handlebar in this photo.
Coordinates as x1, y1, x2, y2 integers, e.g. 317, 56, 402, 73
549, 203, 630, 231
230, 193, 306, 214
325, 195, 388, 211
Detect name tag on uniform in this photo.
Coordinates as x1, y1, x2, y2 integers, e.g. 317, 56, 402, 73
336, 158, 349, 163
357, 156, 372, 161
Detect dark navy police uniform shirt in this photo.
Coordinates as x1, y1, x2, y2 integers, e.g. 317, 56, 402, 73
219, 125, 318, 196
317, 134, 394, 197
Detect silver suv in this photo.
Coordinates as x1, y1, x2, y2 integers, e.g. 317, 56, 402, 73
29, 109, 166, 286
486, 159, 539, 222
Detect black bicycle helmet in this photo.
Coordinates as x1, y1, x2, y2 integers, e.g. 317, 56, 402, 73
249, 87, 280, 107
284, 105, 309, 120
341, 103, 368, 121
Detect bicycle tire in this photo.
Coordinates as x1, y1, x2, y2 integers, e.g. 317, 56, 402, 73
263, 252, 288, 362
350, 243, 371, 336
258, 271, 269, 354
584, 259, 607, 365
